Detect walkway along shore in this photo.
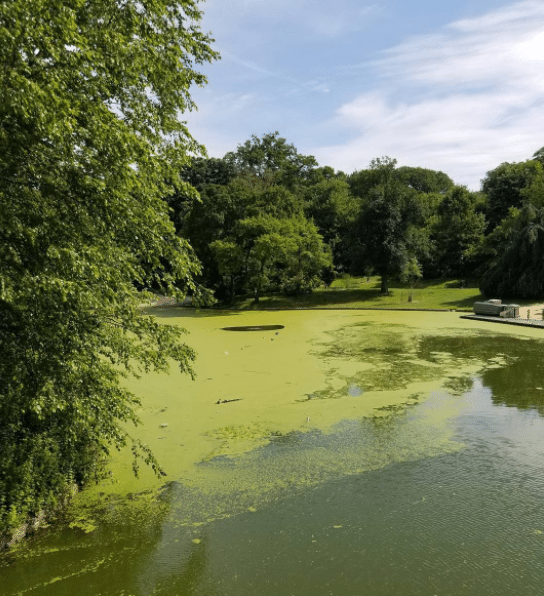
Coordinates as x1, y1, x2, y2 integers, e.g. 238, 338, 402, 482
460, 314, 544, 329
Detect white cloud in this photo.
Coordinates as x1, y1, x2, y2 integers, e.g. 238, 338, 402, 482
313, 0, 544, 188
359, 3, 383, 17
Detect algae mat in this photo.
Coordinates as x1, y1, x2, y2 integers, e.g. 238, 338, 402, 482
66, 309, 542, 507
4, 309, 544, 596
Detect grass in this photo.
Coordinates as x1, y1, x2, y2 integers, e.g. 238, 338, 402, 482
228, 276, 535, 312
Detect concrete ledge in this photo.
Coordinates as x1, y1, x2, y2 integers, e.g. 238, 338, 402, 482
460, 314, 544, 329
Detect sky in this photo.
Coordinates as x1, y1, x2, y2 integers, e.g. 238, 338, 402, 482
185, 0, 544, 190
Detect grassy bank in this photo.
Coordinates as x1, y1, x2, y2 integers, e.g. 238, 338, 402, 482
228, 277, 533, 312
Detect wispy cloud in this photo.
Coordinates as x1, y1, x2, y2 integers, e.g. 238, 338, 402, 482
200, 0, 387, 42
307, 3, 385, 38
313, 0, 544, 188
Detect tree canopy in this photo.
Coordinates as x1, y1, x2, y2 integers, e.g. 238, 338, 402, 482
351, 157, 421, 294
224, 132, 318, 190
480, 203, 544, 298
0, 0, 217, 534
432, 186, 485, 281
481, 160, 544, 231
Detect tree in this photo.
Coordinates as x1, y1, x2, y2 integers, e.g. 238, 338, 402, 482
347, 168, 381, 200
481, 160, 543, 231
480, 203, 544, 298
353, 157, 416, 294
401, 257, 422, 302
224, 132, 318, 191
214, 216, 332, 301
532, 146, 544, 166
246, 185, 304, 219
396, 166, 454, 194
175, 182, 251, 292
303, 178, 359, 271
0, 0, 217, 534
521, 174, 544, 209
181, 157, 237, 191
208, 240, 245, 303
432, 186, 486, 282
306, 166, 347, 185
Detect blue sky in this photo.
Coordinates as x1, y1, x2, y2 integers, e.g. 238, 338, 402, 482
186, 0, 544, 190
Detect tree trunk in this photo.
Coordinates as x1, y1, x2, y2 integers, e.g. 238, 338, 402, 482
381, 275, 389, 294
254, 287, 260, 303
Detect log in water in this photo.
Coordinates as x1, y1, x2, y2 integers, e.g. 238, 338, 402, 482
222, 324, 285, 331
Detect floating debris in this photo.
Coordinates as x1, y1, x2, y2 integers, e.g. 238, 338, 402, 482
222, 325, 285, 331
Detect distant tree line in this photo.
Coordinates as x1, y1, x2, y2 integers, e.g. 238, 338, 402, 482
168, 132, 544, 300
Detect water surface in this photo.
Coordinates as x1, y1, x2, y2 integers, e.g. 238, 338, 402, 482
2, 310, 544, 595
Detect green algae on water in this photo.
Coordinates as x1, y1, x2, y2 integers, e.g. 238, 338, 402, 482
15, 310, 544, 547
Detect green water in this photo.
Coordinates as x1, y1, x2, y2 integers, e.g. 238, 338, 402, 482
2, 310, 544, 595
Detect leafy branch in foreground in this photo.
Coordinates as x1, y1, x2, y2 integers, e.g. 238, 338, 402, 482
0, 0, 218, 534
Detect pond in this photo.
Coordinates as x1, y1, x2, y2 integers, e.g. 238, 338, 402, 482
2, 310, 544, 595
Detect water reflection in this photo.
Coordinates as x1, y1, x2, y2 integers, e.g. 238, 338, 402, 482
418, 332, 544, 416
323, 321, 544, 417
137, 533, 217, 596
481, 357, 544, 415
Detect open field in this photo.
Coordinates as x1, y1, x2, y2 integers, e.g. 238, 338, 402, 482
230, 277, 537, 312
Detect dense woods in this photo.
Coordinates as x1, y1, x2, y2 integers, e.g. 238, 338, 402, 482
169, 133, 544, 301
2, 0, 544, 544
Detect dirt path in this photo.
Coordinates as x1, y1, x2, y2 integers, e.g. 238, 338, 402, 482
525, 303, 544, 319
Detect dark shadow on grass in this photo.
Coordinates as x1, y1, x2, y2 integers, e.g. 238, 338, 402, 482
236, 288, 386, 309
442, 294, 487, 310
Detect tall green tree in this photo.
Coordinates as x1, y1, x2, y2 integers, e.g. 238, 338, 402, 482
181, 157, 237, 191
396, 166, 454, 194
224, 132, 318, 191
212, 216, 332, 302
176, 182, 251, 291
303, 178, 359, 271
354, 157, 417, 294
432, 186, 486, 282
480, 203, 544, 298
347, 168, 381, 200
0, 0, 217, 534
482, 160, 543, 231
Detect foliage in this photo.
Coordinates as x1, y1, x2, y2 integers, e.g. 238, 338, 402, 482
245, 185, 304, 218
211, 215, 332, 301
482, 160, 544, 231
175, 182, 251, 291
480, 203, 544, 298
347, 168, 381, 199
401, 257, 423, 301
208, 240, 245, 302
181, 157, 237, 191
396, 166, 454, 194
224, 132, 318, 190
432, 186, 486, 280
303, 178, 359, 270
0, 0, 217, 533
532, 146, 544, 166
353, 157, 420, 294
